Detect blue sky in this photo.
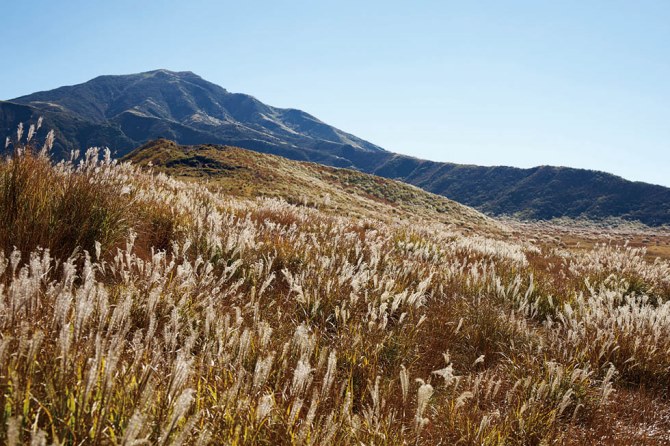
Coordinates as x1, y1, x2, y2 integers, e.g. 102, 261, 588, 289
1, 0, 668, 186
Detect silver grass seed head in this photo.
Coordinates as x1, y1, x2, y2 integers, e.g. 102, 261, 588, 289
256, 394, 274, 422
41, 129, 55, 157
27, 124, 35, 143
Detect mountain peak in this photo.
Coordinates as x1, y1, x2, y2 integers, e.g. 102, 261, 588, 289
84, 69, 204, 87
141, 69, 201, 79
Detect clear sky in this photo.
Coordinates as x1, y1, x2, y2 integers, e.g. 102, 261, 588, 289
1, 0, 668, 186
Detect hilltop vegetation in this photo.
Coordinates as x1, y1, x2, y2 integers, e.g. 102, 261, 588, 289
124, 139, 498, 233
3, 69, 670, 225
1, 133, 670, 444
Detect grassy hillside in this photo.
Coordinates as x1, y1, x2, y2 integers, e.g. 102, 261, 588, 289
1, 134, 670, 444
124, 139, 499, 233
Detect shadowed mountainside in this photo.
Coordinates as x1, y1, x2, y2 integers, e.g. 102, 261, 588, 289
371, 155, 670, 225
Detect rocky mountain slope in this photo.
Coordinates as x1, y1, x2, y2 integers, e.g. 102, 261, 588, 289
3, 69, 382, 165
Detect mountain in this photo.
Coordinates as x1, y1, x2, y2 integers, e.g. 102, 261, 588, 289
2, 69, 383, 166
2, 69, 670, 225
124, 139, 500, 234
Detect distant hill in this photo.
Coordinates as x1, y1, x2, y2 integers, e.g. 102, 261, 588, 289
2, 69, 670, 225
370, 156, 670, 225
124, 139, 499, 233
2, 69, 383, 166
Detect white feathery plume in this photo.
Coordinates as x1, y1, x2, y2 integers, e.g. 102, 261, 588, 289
27, 124, 35, 142
321, 350, 337, 398
40, 129, 55, 157
399, 365, 410, 404
455, 391, 474, 410
291, 358, 313, 396
415, 379, 434, 432
256, 394, 274, 422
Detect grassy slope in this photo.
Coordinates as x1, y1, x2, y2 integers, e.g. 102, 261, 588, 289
124, 139, 501, 234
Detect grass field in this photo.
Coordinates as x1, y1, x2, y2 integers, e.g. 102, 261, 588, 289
1, 137, 670, 444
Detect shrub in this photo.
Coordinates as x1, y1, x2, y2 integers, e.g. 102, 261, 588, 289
0, 144, 132, 261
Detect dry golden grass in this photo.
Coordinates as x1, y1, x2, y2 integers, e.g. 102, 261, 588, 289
0, 147, 130, 261
124, 139, 501, 235
1, 134, 670, 444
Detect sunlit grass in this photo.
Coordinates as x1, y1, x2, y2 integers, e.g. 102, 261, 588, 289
1, 129, 670, 444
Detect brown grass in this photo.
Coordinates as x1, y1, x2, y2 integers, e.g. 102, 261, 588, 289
1, 136, 670, 444
0, 148, 131, 260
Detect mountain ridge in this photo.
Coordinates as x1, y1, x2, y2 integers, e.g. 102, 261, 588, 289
2, 69, 669, 225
